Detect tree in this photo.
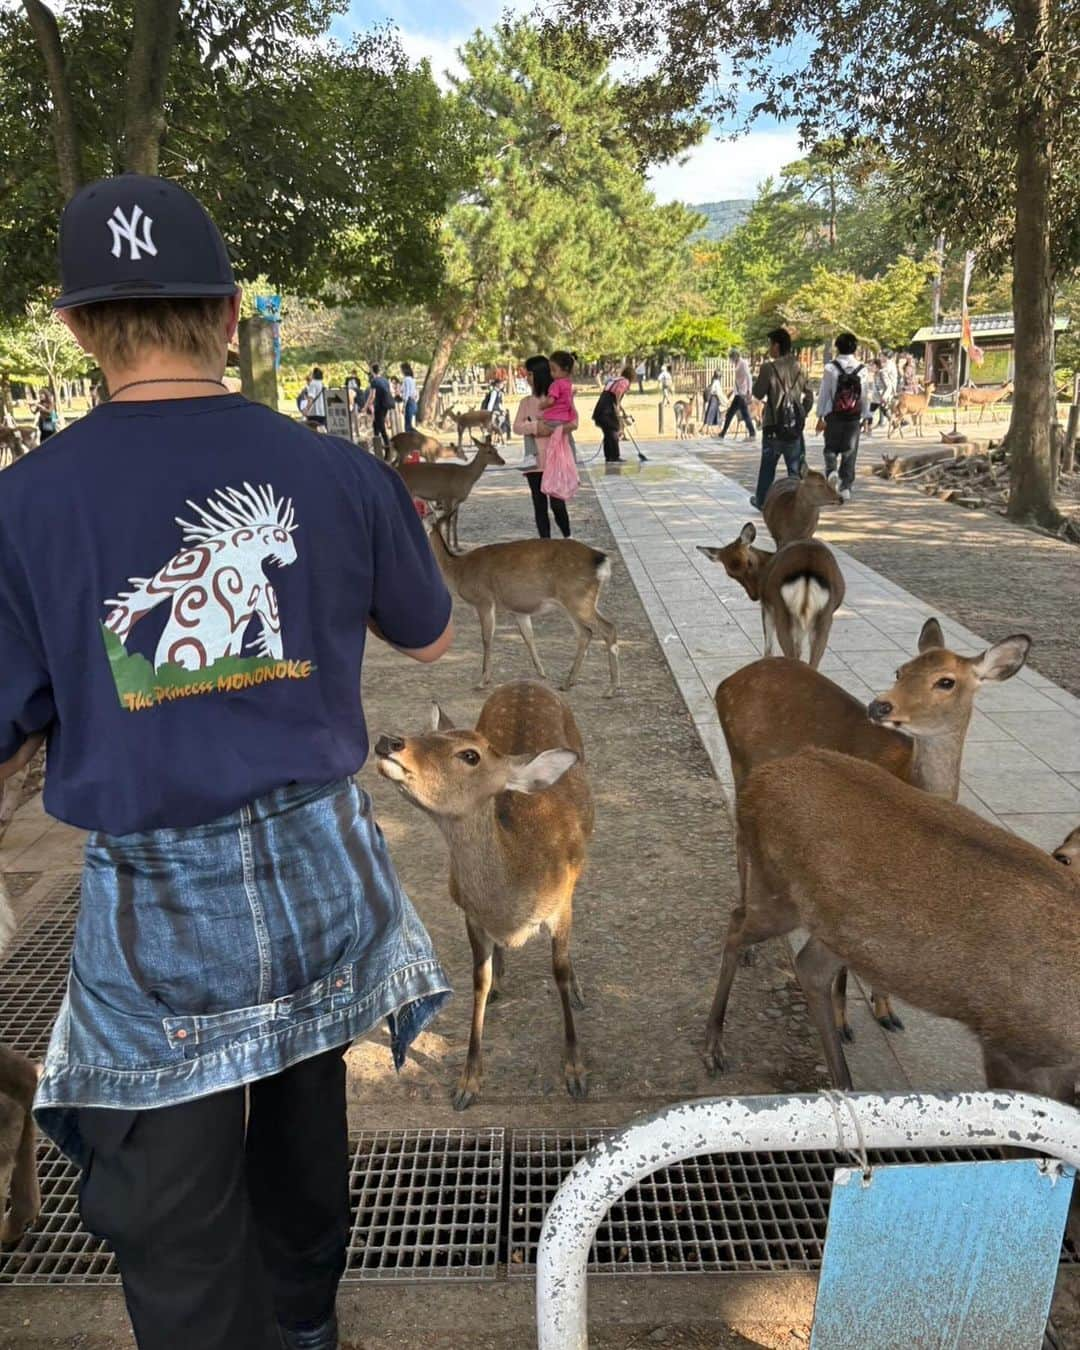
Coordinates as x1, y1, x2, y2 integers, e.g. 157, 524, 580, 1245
0, 5, 473, 313
417, 21, 702, 417
648, 312, 740, 359
553, 0, 1080, 526
782, 257, 934, 349
0, 302, 93, 401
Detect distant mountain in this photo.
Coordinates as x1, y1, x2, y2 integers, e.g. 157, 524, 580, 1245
690, 199, 754, 242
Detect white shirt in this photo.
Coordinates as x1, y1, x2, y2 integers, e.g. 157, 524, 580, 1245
734, 357, 751, 398
401, 375, 417, 401
304, 379, 326, 418
658, 368, 672, 388
817, 356, 872, 419
636, 362, 646, 377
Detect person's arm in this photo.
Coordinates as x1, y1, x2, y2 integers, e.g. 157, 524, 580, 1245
816, 364, 835, 419
368, 469, 454, 664
751, 361, 771, 401
0, 614, 55, 778
860, 367, 873, 418
512, 400, 536, 436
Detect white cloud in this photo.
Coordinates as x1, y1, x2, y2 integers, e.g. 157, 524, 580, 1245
397, 30, 467, 88
647, 129, 803, 204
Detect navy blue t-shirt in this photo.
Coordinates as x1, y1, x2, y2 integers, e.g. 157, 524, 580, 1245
0, 395, 451, 836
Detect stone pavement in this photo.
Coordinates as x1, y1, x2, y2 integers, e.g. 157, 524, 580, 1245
586, 439, 1080, 1091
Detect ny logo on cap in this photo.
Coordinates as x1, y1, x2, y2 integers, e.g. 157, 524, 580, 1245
108, 204, 157, 262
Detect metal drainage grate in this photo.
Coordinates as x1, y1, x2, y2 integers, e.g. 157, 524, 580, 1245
1, 1130, 505, 1285
346, 1129, 504, 1281
0, 874, 80, 1058
507, 1129, 1079, 1276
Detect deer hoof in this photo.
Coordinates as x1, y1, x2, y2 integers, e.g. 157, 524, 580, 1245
840, 1022, 856, 1044
570, 987, 586, 1012
1, 1208, 34, 1247
451, 1074, 482, 1111
738, 947, 759, 968
564, 1062, 589, 1099
703, 1044, 727, 1077
878, 1012, 905, 1032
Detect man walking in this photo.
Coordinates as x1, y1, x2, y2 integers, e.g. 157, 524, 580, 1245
364, 362, 393, 458
816, 331, 871, 501
635, 359, 646, 394
657, 363, 673, 404
12, 174, 454, 1350
719, 347, 755, 440
750, 327, 807, 509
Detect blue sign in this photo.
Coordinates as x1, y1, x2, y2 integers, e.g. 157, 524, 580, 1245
811, 1159, 1073, 1349
255, 295, 282, 369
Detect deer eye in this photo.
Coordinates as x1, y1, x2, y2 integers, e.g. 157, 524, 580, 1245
935, 677, 956, 690
456, 749, 481, 766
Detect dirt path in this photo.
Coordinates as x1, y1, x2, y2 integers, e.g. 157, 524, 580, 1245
696, 434, 1080, 697
344, 468, 825, 1131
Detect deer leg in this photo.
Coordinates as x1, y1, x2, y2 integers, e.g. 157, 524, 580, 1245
592, 607, 620, 697
489, 944, 506, 1002
0, 1046, 40, 1244
476, 602, 497, 689
807, 613, 833, 670
794, 938, 853, 1090
453, 921, 495, 1111
831, 966, 855, 1043
513, 613, 547, 679
872, 991, 904, 1031
772, 606, 799, 661
561, 615, 593, 691
551, 909, 587, 1099
761, 605, 778, 657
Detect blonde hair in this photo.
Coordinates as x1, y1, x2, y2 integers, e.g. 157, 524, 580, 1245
66, 297, 231, 370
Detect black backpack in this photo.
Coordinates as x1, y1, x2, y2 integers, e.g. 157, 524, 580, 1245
772, 364, 805, 442
831, 360, 864, 418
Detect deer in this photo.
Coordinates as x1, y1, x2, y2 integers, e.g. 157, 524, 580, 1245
704, 619, 1031, 1068
1052, 824, 1080, 866
674, 398, 696, 438
761, 462, 843, 547
957, 381, 1014, 422
698, 524, 845, 669
429, 522, 620, 696
389, 429, 467, 468
0, 875, 41, 1245
728, 746, 1080, 1108
888, 383, 936, 438
439, 405, 495, 448
375, 680, 593, 1109
396, 438, 505, 547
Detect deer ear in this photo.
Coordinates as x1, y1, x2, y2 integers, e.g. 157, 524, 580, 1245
430, 702, 457, 732
918, 618, 945, 652
697, 545, 723, 562
505, 749, 578, 794
972, 634, 1031, 684
739, 522, 757, 545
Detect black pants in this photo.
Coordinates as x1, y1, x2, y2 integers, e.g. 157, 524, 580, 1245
372, 408, 391, 457
78, 1047, 350, 1350
823, 414, 861, 491
754, 431, 804, 505
721, 394, 755, 437
525, 470, 570, 538
597, 421, 622, 462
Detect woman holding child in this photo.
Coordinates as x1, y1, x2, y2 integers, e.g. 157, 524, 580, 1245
512, 352, 578, 539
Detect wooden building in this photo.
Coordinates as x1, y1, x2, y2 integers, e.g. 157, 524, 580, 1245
910, 313, 1069, 392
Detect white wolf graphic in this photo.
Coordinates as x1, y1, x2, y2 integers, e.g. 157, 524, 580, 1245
105, 482, 298, 671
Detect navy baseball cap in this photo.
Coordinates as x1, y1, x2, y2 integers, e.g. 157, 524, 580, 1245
54, 173, 238, 310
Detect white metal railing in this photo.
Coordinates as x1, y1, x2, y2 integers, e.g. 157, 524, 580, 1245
535, 1091, 1080, 1350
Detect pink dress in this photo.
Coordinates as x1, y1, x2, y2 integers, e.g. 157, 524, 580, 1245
544, 377, 576, 424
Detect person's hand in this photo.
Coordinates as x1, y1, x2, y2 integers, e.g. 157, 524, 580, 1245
816, 418, 825, 433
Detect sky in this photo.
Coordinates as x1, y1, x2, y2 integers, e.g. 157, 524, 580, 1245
330, 0, 803, 204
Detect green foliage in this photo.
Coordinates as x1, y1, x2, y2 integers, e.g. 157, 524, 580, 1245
0, 5, 474, 316
427, 21, 701, 364
650, 312, 740, 358
0, 303, 93, 387
782, 256, 934, 348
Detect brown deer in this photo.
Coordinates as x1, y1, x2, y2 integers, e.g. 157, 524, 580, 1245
698, 524, 845, 669
888, 384, 936, 438
375, 680, 592, 1109
0, 875, 41, 1244
389, 429, 467, 467
731, 747, 1080, 1104
397, 438, 505, 547
705, 619, 1030, 1064
439, 405, 495, 448
429, 523, 620, 695
956, 381, 1014, 423
761, 463, 842, 547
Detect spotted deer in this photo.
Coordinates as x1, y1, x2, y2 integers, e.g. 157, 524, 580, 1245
698, 524, 845, 668
375, 680, 592, 1109
397, 438, 505, 547
761, 463, 842, 547
705, 619, 1030, 1067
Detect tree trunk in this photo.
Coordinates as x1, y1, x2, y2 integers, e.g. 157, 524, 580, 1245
1007, 0, 1060, 527
123, 0, 182, 174
22, 0, 83, 197
419, 318, 469, 423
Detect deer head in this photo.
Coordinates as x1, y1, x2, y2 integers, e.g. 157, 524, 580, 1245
698, 524, 768, 601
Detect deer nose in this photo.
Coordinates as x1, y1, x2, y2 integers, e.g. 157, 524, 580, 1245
375, 735, 405, 757
1054, 852, 1072, 866
868, 699, 893, 722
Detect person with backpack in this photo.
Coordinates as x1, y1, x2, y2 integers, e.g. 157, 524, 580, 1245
12, 174, 454, 1350
750, 327, 808, 509
816, 331, 871, 501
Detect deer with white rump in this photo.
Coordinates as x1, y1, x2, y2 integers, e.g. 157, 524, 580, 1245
429, 522, 620, 695
705, 619, 1030, 1065
396, 438, 505, 547
732, 747, 1080, 1106
375, 679, 592, 1109
698, 524, 844, 668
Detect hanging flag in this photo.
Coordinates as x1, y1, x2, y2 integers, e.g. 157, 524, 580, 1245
959, 252, 985, 367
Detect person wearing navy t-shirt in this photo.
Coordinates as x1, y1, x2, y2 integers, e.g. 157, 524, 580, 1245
0, 175, 455, 1350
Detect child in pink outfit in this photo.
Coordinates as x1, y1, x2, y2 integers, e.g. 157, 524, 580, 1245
540, 350, 577, 425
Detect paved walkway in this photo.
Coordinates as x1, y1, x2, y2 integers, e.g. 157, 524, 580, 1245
587, 440, 1080, 1090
